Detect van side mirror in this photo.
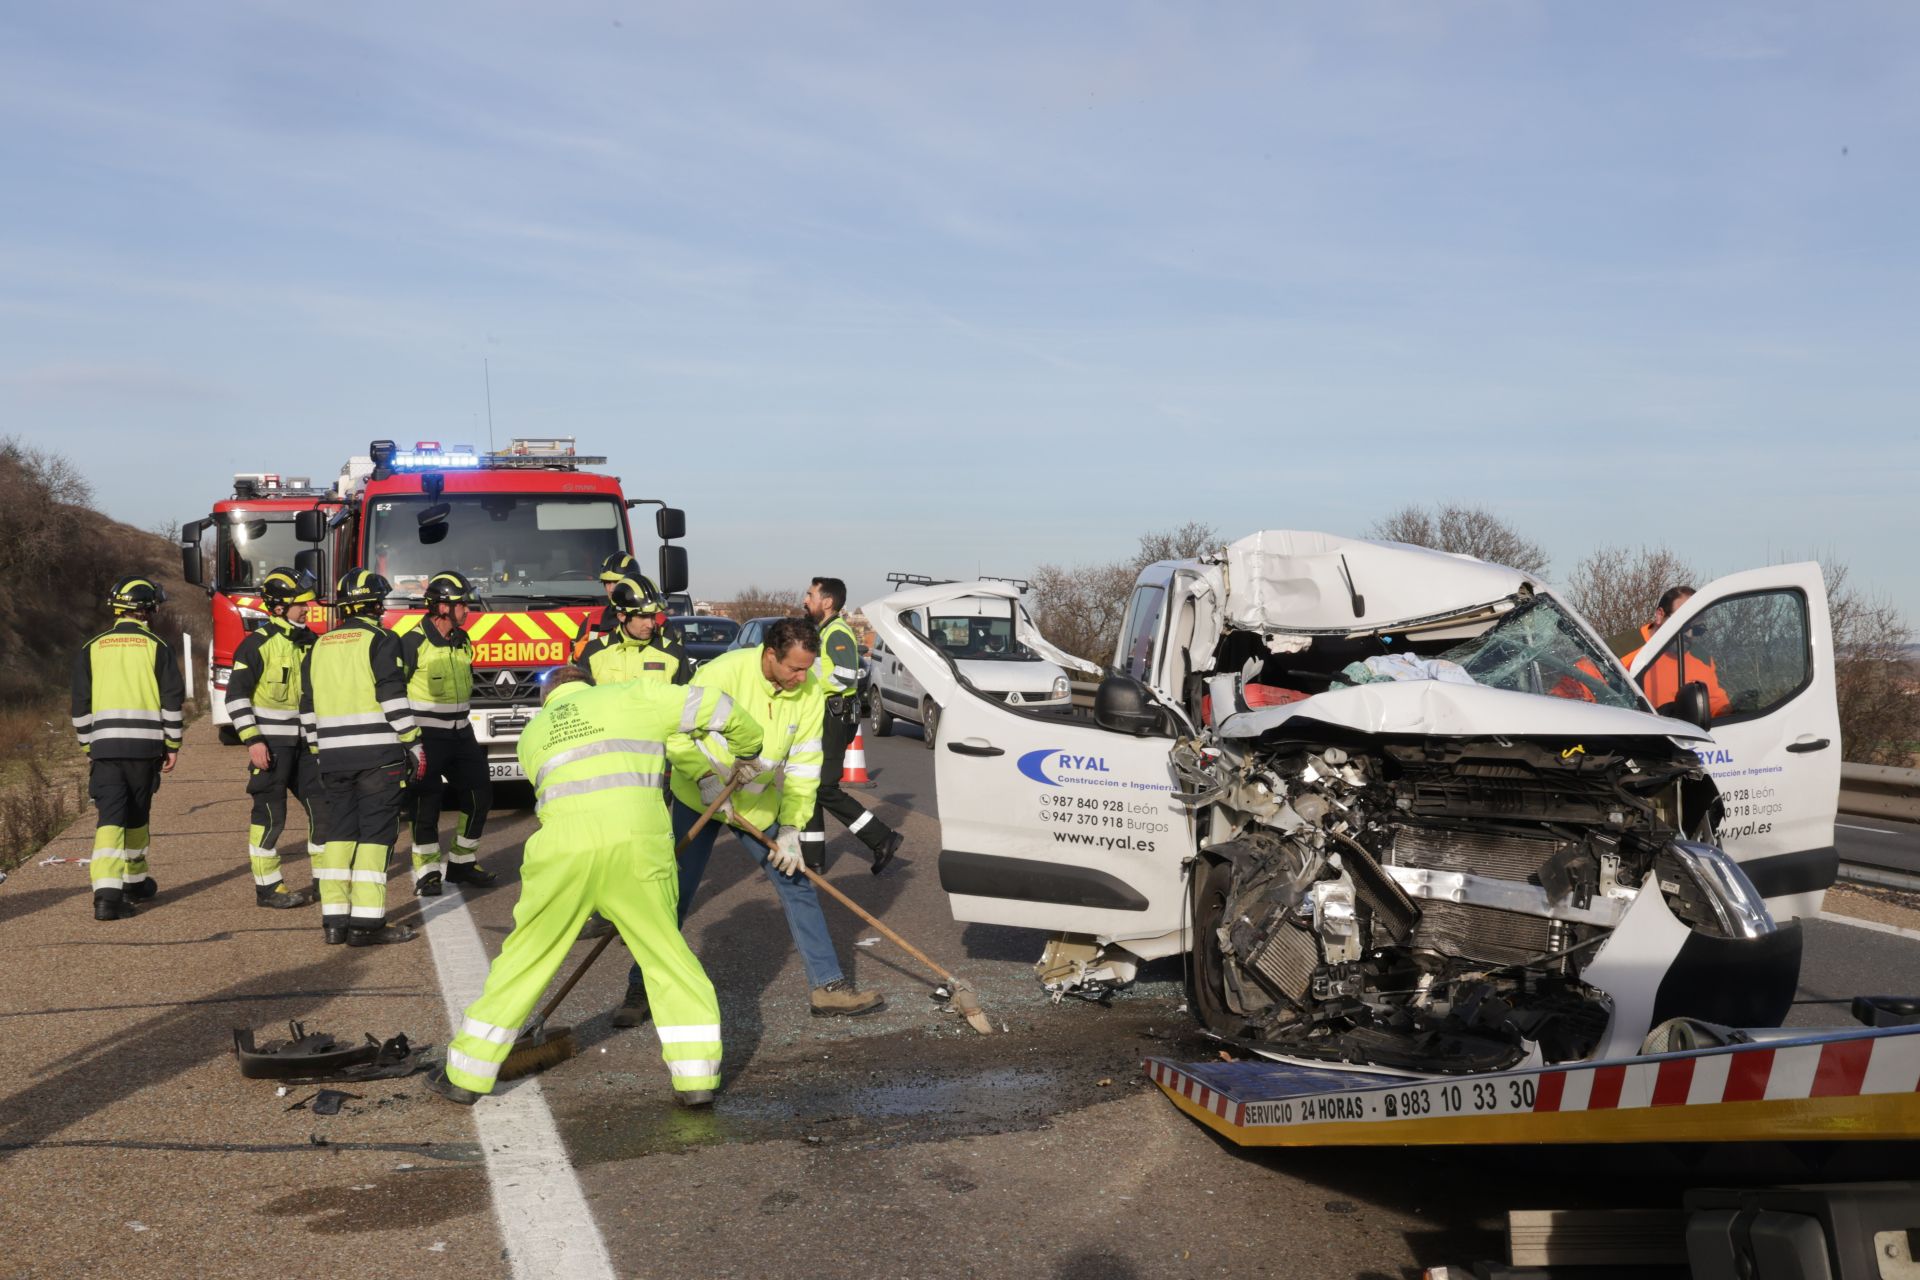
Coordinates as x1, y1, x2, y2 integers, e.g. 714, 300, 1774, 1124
294, 547, 325, 586
180, 519, 206, 587
1093, 675, 1163, 736
656, 507, 687, 541
1666, 681, 1713, 732
294, 509, 328, 543
658, 545, 689, 595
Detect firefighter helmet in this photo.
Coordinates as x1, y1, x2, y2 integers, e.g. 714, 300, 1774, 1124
598, 552, 639, 584
260, 567, 319, 611
108, 575, 167, 615
608, 575, 664, 615
335, 568, 392, 612
424, 571, 478, 607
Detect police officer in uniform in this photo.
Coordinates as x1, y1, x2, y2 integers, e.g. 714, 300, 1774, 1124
801, 576, 902, 875
302, 568, 420, 946
226, 567, 324, 909
578, 577, 690, 686
71, 575, 185, 920
401, 571, 497, 896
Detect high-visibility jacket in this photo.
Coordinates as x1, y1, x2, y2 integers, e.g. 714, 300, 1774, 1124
668, 646, 827, 832
71, 620, 185, 759
814, 614, 861, 701
1621, 622, 1733, 718
301, 616, 419, 772
519, 679, 762, 859
402, 622, 475, 736
578, 630, 688, 687
227, 617, 314, 745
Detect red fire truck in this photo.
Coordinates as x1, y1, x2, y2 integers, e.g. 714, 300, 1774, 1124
277, 437, 687, 781
180, 475, 342, 742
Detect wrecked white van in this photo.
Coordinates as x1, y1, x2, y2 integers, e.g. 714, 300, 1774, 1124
864, 531, 1840, 1074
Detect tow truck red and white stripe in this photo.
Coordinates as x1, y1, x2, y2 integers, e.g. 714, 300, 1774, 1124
1145, 1024, 1920, 1147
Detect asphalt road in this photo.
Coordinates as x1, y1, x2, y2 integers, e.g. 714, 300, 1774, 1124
4, 718, 1918, 1280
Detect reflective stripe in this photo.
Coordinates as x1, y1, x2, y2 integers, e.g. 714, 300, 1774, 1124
92, 727, 167, 741
225, 698, 253, 713
532, 739, 666, 791
784, 764, 821, 780
705, 693, 736, 732
94, 707, 162, 722
379, 697, 411, 713
848, 811, 873, 834
252, 871, 283, 886
93, 875, 125, 889
413, 843, 441, 856
679, 688, 705, 732
655, 1024, 722, 1045
71, 715, 92, 729
462, 1016, 519, 1046
799, 832, 826, 843
666, 1059, 722, 1078
321, 903, 350, 916
535, 772, 666, 812
447, 1047, 501, 1080
351, 870, 386, 883
316, 732, 405, 751
316, 712, 389, 729
792, 739, 822, 754
312, 868, 353, 881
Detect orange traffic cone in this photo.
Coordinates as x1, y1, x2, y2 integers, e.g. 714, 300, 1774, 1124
841, 730, 875, 788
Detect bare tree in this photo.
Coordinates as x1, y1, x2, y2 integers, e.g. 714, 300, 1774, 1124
1371, 503, 1550, 576
1824, 562, 1920, 766
716, 585, 801, 622
1028, 524, 1219, 665
1133, 521, 1219, 571
1564, 544, 1699, 652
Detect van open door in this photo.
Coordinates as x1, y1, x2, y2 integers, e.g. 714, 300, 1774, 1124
1628, 562, 1839, 920
864, 585, 1197, 959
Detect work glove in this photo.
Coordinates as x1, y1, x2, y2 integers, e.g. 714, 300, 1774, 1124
769, 827, 804, 877
727, 757, 767, 788
411, 745, 427, 782
697, 771, 728, 809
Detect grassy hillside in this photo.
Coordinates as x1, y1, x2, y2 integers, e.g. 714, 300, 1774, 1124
1, 437, 210, 870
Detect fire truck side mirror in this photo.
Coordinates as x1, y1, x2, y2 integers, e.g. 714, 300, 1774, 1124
658, 545, 689, 595
656, 507, 687, 541
294, 509, 328, 544
180, 519, 206, 588
294, 547, 325, 587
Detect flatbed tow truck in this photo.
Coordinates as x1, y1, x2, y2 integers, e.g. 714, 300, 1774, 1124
1145, 1005, 1920, 1278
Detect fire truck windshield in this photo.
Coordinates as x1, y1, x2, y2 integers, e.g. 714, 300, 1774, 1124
216, 518, 308, 592
366, 495, 629, 601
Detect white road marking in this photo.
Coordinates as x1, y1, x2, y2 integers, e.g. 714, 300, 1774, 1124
418, 890, 616, 1280
1816, 911, 1920, 943
1837, 822, 1899, 835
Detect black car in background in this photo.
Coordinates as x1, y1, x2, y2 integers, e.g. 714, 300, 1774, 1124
667, 615, 740, 672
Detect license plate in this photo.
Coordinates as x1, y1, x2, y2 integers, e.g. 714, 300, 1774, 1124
488, 761, 525, 782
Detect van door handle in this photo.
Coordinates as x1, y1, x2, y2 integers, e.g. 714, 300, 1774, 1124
1785, 738, 1831, 754
947, 740, 1004, 758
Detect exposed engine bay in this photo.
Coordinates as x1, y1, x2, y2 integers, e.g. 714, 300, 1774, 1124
1177, 732, 1738, 1074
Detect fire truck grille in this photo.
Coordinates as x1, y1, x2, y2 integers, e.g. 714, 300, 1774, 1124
471, 669, 543, 706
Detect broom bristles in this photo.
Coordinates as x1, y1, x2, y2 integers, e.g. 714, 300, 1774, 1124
498, 1025, 579, 1081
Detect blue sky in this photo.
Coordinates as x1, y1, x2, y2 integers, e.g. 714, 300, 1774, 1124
3, 2, 1916, 620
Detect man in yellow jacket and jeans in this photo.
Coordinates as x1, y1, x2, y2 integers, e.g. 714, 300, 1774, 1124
611, 616, 884, 1028
427, 664, 762, 1108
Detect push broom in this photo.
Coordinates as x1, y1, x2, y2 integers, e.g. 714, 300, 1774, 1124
733, 818, 996, 1036
498, 776, 741, 1081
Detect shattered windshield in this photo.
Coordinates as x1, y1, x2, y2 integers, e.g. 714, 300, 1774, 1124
1436, 595, 1641, 709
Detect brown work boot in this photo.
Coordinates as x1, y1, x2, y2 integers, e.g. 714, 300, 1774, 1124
809, 978, 884, 1018
609, 984, 651, 1029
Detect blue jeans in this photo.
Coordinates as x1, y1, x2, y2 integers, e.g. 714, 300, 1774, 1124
627, 798, 845, 993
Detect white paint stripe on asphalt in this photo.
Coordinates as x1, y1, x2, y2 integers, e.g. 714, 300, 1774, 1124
417, 889, 617, 1280
1837, 822, 1899, 835
1817, 911, 1920, 943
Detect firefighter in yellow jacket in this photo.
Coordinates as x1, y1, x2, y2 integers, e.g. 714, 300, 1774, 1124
426, 664, 762, 1108
401, 571, 496, 895
577, 577, 688, 686
71, 575, 185, 920
301, 569, 420, 946
226, 567, 324, 909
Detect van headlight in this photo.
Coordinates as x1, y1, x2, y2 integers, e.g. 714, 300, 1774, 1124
1051, 676, 1070, 701
1656, 841, 1776, 940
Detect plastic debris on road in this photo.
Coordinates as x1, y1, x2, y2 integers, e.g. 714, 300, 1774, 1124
854, 937, 880, 947
38, 856, 89, 867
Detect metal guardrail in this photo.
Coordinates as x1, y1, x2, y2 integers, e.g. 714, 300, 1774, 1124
1839, 763, 1920, 824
